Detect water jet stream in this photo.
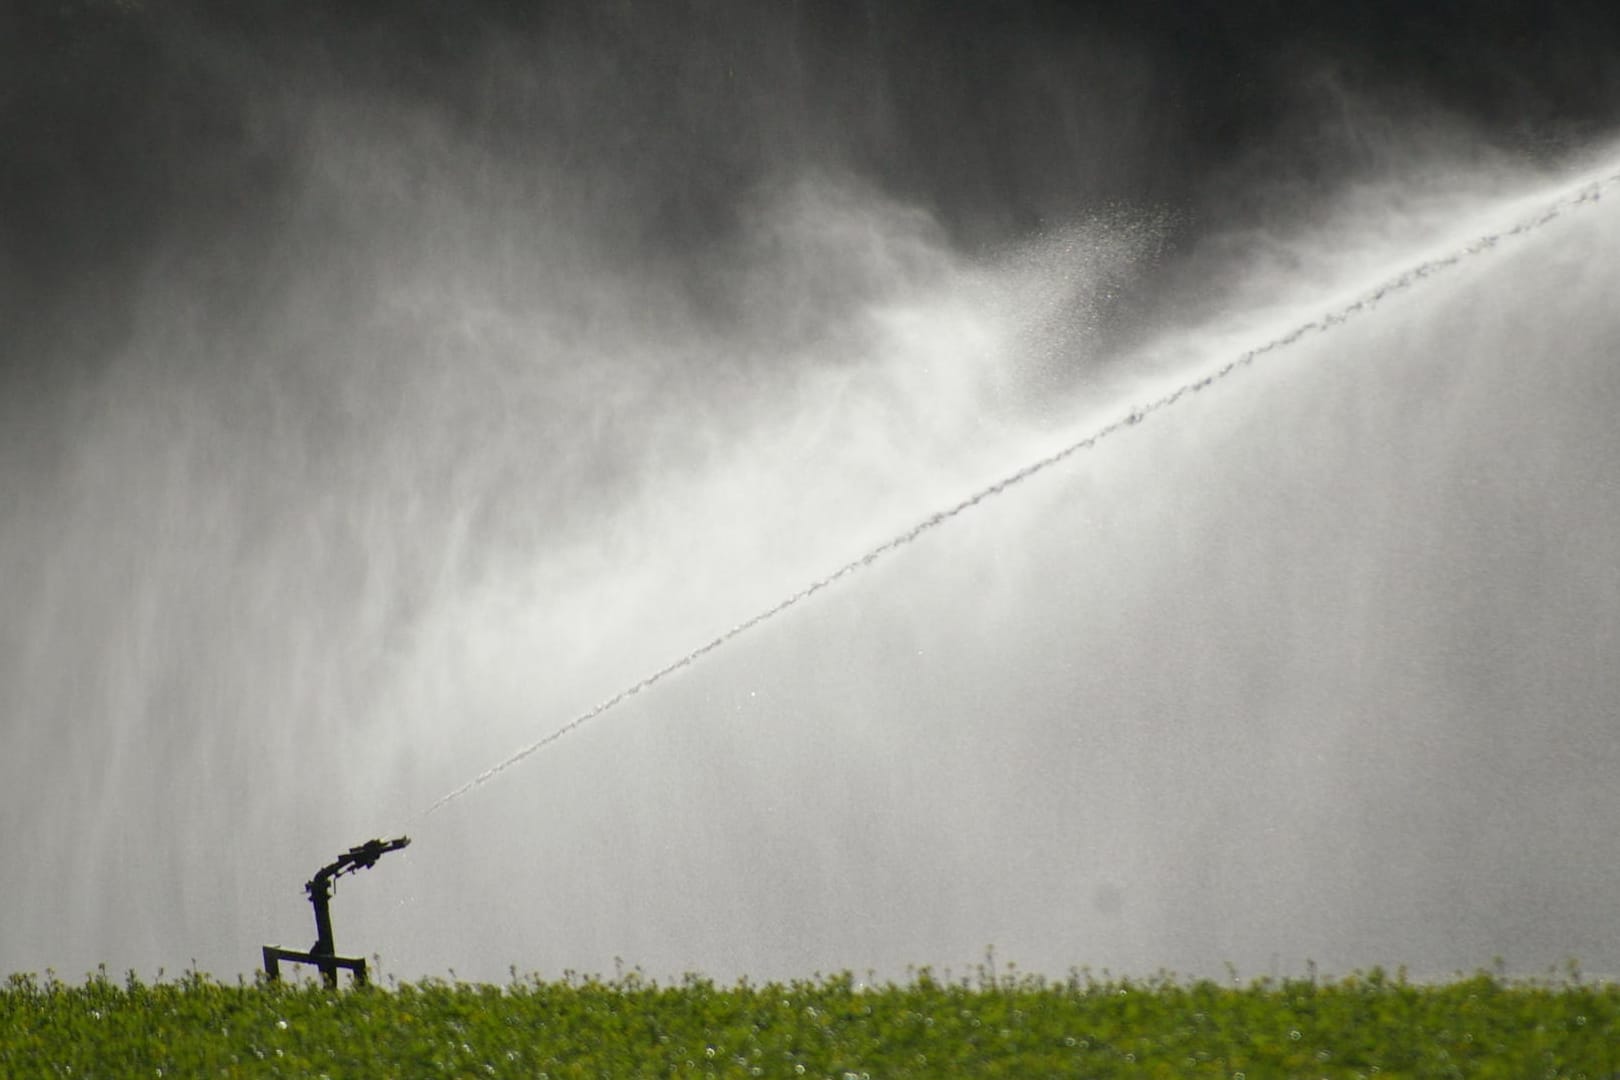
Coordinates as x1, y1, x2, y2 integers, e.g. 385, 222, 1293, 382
423, 165, 1620, 818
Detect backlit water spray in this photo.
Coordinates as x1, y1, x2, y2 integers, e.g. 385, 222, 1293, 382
425, 165, 1620, 819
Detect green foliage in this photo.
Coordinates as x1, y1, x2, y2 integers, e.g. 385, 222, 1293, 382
3, 964, 1617, 1078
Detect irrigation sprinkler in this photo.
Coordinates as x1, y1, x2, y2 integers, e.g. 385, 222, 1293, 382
262, 836, 410, 988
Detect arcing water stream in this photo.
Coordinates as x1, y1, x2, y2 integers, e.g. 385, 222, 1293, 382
425, 164, 1620, 819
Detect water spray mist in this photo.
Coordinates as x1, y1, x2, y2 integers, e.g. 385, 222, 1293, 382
423, 163, 1620, 819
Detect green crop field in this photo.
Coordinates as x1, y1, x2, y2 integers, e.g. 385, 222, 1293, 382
3, 964, 1616, 1078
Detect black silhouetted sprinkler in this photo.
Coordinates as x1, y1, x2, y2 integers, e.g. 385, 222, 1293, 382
262, 836, 410, 988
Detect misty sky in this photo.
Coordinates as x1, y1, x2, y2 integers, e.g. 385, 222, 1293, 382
5, 1, 1620, 985
9, 0, 1620, 387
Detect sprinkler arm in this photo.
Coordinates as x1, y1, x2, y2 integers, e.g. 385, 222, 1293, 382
303, 836, 411, 963
306, 835, 412, 896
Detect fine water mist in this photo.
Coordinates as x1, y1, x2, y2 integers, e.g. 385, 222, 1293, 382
5, 7, 1620, 987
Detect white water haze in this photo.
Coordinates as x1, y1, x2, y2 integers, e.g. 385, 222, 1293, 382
4, 37, 1620, 984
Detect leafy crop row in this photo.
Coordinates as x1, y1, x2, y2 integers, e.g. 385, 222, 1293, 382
3, 965, 1616, 1078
